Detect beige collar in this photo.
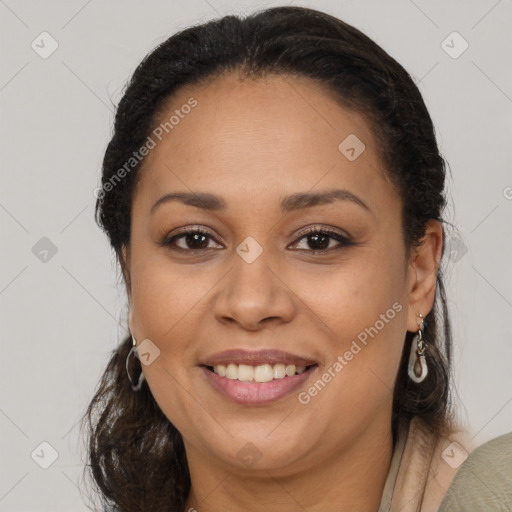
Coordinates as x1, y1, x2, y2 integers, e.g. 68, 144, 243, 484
378, 417, 472, 512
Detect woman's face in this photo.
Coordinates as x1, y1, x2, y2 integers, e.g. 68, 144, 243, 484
125, 71, 432, 475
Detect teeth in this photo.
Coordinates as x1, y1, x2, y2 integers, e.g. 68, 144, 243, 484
285, 364, 296, 376
273, 364, 286, 379
226, 363, 238, 379
238, 364, 254, 382
212, 362, 311, 381
254, 364, 273, 382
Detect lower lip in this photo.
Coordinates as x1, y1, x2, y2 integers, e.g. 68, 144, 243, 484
201, 365, 317, 405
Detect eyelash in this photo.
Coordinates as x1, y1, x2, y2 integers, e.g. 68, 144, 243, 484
160, 225, 354, 254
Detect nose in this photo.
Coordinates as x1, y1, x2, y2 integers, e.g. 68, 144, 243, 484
213, 248, 296, 332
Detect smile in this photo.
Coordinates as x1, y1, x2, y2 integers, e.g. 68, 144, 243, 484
200, 349, 319, 404
207, 363, 313, 382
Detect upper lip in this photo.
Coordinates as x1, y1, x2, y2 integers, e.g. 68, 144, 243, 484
201, 349, 317, 367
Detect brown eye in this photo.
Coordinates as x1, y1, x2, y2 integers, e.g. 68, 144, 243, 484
161, 228, 223, 251
304, 232, 330, 250
290, 227, 353, 253
179, 232, 211, 249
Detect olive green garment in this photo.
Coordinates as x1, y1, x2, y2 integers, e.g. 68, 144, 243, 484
439, 431, 512, 511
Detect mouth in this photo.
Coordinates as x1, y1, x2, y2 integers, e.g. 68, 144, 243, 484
203, 362, 318, 382
199, 349, 319, 405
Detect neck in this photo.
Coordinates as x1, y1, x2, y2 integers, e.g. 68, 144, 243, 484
183, 418, 394, 512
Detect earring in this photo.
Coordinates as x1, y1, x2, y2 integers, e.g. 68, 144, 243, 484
408, 313, 428, 383
126, 334, 146, 392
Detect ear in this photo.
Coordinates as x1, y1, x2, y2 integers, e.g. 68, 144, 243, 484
128, 307, 135, 335
121, 244, 136, 335
406, 220, 443, 332
120, 244, 132, 304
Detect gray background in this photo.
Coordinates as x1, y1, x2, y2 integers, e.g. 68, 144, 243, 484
1, 0, 511, 509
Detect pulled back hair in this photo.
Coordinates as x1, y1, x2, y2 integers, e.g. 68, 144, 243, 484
82, 6, 454, 512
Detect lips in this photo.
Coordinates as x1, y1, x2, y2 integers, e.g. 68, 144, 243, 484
201, 349, 317, 367
200, 349, 319, 404
209, 362, 310, 382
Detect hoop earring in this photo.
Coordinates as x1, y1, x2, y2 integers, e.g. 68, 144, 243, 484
126, 334, 146, 392
408, 313, 428, 383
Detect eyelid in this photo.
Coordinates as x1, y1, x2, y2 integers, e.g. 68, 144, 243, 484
288, 225, 353, 252
160, 224, 354, 252
292, 224, 352, 241
159, 225, 224, 248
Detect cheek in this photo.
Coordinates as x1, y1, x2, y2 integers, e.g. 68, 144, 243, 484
130, 247, 214, 340
294, 243, 407, 404
297, 244, 406, 336
128, 223, 408, 428
128, 254, 209, 432
299, 300, 406, 444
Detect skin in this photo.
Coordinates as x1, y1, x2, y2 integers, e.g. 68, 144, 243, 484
124, 71, 443, 512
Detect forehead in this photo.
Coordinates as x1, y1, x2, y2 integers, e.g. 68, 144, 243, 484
135, 71, 395, 211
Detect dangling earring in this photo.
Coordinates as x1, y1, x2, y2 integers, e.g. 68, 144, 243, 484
126, 334, 146, 392
408, 313, 428, 383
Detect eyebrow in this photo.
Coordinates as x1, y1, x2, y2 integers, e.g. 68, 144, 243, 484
150, 188, 371, 215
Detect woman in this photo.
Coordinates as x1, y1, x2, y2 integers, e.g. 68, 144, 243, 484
81, 6, 483, 511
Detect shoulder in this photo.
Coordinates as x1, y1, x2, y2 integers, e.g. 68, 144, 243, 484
388, 417, 474, 512
438, 431, 512, 511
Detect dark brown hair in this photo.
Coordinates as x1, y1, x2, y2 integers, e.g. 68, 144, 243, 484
81, 6, 454, 511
